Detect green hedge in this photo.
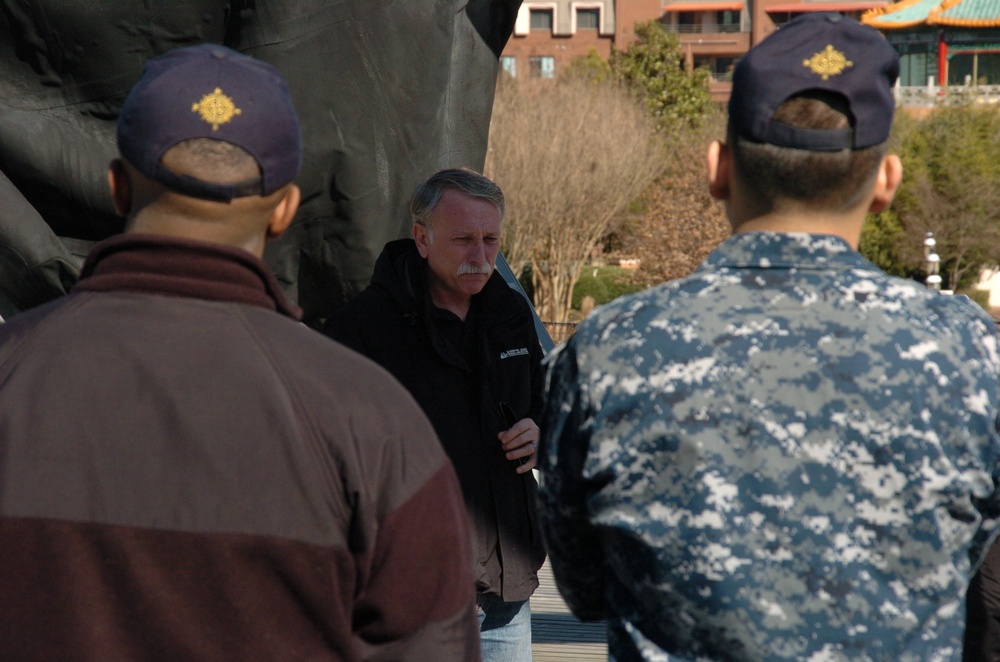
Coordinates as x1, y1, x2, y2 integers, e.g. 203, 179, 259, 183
517, 264, 646, 311
572, 266, 644, 309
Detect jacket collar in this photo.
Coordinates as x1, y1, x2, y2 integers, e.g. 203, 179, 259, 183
73, 233, 302, 320
700, 232, 872, 272
372, 238, 521, 327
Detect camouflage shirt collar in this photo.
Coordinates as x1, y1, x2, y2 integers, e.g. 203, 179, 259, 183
700, 232, 865, 271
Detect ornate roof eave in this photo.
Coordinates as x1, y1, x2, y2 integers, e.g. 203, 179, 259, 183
864, 0, 1000, 29
862, 16, 936, 27
936, 16, 1000, 24
927, 12, 1000, 28
927, 0, 961, 23
862, 0, 930, 28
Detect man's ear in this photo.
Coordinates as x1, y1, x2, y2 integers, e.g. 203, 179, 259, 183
412, 222, 431, 259
706, 140, 731, 201
266, 184, 301, 238
868, 154, 903, 214
108, 159, 132, 217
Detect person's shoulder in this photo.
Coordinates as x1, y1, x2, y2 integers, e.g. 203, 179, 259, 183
340, 283, 395, 314
500, 286, 536, 324
569, 274, 704, 347
0, 293, 87, 349
484, 271, 530, 308
843, 270, 1000, 372
927, 291, 1000, 358
328, 286, 385, 318
876, 272, 996, 327
323, 285, 397, 332
476, 273, 538, 337
250, 309, 366, 358
251, 312, 423, 404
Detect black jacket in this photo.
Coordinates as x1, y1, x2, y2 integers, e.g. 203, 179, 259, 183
324, 239, 546, 601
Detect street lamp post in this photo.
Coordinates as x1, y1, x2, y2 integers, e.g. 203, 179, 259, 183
924, 232, 942, 290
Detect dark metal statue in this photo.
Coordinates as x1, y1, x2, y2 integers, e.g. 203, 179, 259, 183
0, 0, 520, 325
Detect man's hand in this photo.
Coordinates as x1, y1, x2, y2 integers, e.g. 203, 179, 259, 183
498, 418, 538, 474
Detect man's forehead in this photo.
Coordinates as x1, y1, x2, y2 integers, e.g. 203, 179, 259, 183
431, 189, 502, 227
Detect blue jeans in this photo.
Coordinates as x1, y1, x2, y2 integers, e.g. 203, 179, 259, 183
476, 593, 532, 662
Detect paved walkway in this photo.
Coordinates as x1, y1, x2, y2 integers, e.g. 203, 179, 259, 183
530, 560, 607, 660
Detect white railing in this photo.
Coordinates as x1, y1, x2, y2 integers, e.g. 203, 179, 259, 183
667, 23, 743, 34
896, 78, 1000, 107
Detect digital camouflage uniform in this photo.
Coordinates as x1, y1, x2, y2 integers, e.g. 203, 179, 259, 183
539, 232, 1000, 662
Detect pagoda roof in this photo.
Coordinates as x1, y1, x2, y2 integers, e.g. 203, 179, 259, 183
863, 0, 1000, 28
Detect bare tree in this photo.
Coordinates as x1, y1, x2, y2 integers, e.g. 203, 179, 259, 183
612, 111, 729, 290
486, 76, 663, 323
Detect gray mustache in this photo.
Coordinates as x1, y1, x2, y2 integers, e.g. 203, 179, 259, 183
457, 263, 492, 276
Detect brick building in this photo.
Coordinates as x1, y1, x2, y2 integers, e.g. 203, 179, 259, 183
501, 0, 893, 101
500, 0, 661, 78
661, 0, 886, 99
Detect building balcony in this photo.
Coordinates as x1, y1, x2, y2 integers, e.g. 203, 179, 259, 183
664, 22, 744, 33
678, 30, 750, 56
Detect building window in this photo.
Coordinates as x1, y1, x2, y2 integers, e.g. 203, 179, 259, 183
576, 8, 599, 30
529, 55, 555, 78
716, 10, 739, 32
530, 9, 553, 30
769, 11, 793, 28
948, 52, 1000, 86
695, 56, 738, 82
677, 11, 696, 33
500, 56, 517, 78
898, 48, 933, 87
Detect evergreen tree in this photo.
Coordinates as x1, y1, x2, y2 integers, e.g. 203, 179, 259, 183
610, 20, 714, 131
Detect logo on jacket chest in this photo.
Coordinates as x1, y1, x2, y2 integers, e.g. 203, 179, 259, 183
500, 347, 529, 360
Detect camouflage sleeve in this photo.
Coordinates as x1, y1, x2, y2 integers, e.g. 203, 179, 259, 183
961, 308, 1000, 570
537, 340, 606, 621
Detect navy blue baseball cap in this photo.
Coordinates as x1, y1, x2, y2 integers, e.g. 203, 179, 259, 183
117, 44, 302, 201
728, 13, 900, 151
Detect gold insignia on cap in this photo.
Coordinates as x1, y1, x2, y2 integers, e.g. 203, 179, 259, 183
191, 88, 242, 131
803, 45, 853, 80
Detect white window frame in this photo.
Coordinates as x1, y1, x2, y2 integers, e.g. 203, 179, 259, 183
500, 55, 517, 78
571, 3, 606, 35
528, 55, 556, 79
515, 2, 559, 36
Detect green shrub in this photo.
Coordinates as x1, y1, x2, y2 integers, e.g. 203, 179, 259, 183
572, 266, 644, 309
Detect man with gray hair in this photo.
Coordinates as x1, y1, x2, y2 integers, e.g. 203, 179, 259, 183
324, 168, 546, 661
